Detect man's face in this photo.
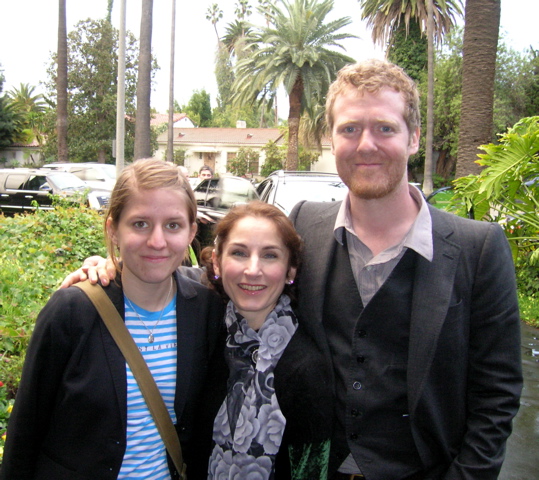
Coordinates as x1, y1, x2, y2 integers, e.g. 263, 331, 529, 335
330, 87, 419, 200
199, 169, 212, 180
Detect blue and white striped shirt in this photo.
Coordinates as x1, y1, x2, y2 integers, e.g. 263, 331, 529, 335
118, 295, 177, 480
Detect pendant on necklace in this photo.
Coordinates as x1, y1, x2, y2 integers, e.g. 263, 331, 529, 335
148, 333, 154, 343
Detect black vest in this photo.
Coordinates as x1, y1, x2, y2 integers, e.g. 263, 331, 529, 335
323, 240, 424, 479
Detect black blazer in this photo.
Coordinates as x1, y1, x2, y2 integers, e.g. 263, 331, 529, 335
289, 201, 523, 479
0, 271, 224, 480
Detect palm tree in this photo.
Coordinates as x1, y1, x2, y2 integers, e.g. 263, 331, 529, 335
222, 20, 252, 59
206, 3, 223, 44
455, 0, 501, 178
233, 0, 355, 170
134, 0, 153, 160
359, 0, 463, 194
360, 0, 462, 45
57, 0, 68, 162
7, 83, 48, 145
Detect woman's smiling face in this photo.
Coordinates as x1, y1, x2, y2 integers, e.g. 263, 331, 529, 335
213, 216, 296, 330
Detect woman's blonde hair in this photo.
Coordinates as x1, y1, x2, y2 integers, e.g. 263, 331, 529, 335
105, 158, 196, 274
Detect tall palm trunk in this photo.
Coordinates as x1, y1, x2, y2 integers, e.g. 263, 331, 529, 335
167, 0, 176, 163
422, 0, 434, 195
134, 0, 153, 160
286, 76, 303, 171
456, 0, 500, 177
57, 0, 68, 162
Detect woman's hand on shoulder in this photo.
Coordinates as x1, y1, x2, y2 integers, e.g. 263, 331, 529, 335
59, 255, 116, 289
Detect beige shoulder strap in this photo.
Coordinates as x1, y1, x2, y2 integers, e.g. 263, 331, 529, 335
74, 281, 186, 479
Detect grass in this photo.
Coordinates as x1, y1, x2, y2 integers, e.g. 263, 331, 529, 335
518, 292, 539, 328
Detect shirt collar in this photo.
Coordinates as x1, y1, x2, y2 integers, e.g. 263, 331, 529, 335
334, 184, 433, 261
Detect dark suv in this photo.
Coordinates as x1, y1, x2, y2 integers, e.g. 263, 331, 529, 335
0, 168, 109, 215
256, 170, 348, 215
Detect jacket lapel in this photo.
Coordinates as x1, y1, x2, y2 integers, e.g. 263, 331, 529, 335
407, 208, 461, 412
296, 202, 341, 327
172, 271, 199, 419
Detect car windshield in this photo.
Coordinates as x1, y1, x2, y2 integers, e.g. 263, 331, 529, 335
48, 172, 88, 190
275, 178, 348, 214
194, 177, 258, 209
100, 165, 117, 179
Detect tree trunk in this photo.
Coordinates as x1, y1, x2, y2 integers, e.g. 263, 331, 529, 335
456, 0, 500, 178
57, 0, 68, 162
115, 0, 127, 175
134, 0, 153, 160
167, 0, 176, 163
286, 76, 303, 171
422, 0, 435, 196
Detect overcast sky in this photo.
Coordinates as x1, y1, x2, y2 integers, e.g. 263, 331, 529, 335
1, 0, 538, 115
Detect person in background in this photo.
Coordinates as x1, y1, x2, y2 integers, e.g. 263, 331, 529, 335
289, 59, 523, 479
0, 159, 224, 480
199, 165, 213, 180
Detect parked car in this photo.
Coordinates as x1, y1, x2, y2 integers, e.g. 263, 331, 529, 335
0, 168, 109, 215
41, 162, 117, 192
256, 170, 348, 215
192, 175, 260, 248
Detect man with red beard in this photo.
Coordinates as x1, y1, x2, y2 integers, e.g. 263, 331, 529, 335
289, 59, 522, 480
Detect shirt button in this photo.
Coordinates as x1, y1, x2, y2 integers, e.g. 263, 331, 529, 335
353, 381, 362, 390
357, 355, 365, 363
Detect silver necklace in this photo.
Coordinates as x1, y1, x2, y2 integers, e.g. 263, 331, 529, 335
125, 279, 174, 343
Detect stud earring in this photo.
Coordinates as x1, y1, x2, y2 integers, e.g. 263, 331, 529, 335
286, 279, 294, 285
214, 275, 220, 280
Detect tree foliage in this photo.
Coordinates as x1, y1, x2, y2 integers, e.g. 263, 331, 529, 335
227, 147, 260, 176
232, 0, 356, 170
7, 84, 48, 146
524, 49, 539, 117
43, 19, 141, 163
0, 65, 17, 149
359, 0, 463, 47
179, 89, 213, 127
260, 140, 286, 176
387, 19, 427, 82
451, 116, 539, 266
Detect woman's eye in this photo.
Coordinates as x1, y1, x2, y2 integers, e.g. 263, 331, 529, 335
167, 222, 181, 230
263, 252, 278, 259
133, 221, 147, 229
231, 250, 247, 257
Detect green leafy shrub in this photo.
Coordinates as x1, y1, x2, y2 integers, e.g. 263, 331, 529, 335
0, 204, 106, 399
451, 117, 539, 268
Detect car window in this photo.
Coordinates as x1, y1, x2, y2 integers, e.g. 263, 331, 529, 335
22, 175, 49, 191
275, 178, 347, 214
47, 173, 87, 190
194, 179, 219, 194
220, 178, 255, 208
5, 174, 30, 190
101, 165, 117, 179
256, 178, 274, 202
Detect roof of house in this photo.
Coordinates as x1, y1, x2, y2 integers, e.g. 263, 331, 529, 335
150, 113, 188, 126
166, 127, 286, 147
